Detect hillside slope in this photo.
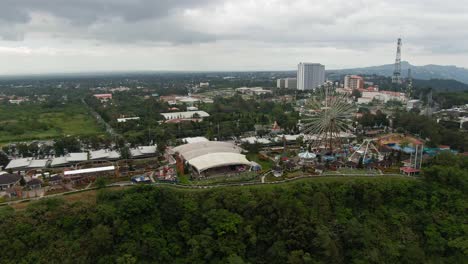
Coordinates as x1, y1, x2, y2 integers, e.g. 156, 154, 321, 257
329, 61, 468, 85
0, 167, 466, 263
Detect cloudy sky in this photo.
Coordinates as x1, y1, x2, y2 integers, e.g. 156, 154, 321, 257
0, 0, 467, 75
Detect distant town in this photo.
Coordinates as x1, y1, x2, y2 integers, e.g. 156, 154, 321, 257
0, 40, 467, 202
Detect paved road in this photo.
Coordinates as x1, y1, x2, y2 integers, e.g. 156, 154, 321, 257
81, 98, 120, 138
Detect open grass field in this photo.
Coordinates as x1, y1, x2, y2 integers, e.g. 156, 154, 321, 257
246, 153, 274, 171
0, 103, 104, 143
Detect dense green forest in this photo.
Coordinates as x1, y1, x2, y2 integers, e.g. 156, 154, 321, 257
0, 153, 466, 263
433, 90, 468, 109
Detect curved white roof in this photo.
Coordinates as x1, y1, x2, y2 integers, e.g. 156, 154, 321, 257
173, 141, 240, 157
181, 146, 242, 161
188, 153, 251, 173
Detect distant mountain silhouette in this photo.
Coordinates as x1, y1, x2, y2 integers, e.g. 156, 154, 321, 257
329, 61, 468, 85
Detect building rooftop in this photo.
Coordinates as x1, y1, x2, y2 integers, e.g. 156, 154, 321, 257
28, 159, 49, 168
183, 136, 209, 144
188, 153, 251, 173
161, 111, 210, 120
64, 166, 116, 176
0, 174, 21, 185
5, 158, 31, 170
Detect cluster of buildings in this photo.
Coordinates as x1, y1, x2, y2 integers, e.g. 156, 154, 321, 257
159, 95, 214, 106
357, 90, 407, 104
4, 146, 157, 172
91, 86, 131, 93
335, 75, 408, 105
435, 104, 468, 129
157, 94, 214, 123
0, 95, 31, 104
93, 93, 113, 103
277, 63, 326, 91
160, 111, 210, 123
236, 87, 273, 96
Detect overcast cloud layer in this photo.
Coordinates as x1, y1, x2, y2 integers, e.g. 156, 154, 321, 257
0, 0, 467, 75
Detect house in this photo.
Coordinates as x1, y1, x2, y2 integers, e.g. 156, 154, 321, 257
0, 173, 22, 191
26, 178, 43, 189
400, 166, 420, 176
314, 165, 326, 174
48, 175, 63, 185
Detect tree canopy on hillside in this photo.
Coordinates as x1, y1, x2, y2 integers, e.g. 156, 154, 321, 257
0, 154, 466, 263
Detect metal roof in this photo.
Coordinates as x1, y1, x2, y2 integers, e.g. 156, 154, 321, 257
188, 153, 251, 173
0, 173, 21, 185
67, 153, 88, 162
64, 166, 116, 176
5, 158, 31, 170
28, 159, 49, 168
161, 111, 209, 120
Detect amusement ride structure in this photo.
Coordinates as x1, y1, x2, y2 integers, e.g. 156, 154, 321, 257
301, 84, 355, 156
348, 138, 384, 163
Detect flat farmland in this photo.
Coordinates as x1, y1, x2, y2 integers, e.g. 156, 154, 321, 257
0, 103, 104, 143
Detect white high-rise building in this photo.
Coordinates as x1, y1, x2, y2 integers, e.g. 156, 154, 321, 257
297, 63, 325, 90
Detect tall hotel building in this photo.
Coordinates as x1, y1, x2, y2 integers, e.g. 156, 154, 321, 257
297, 63, 325, 90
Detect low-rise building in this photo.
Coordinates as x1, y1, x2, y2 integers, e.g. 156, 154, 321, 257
407, 99, 422, 110
0, 173, 21, 191
161, 111, 210, 122
117, 117, 140, 123
200, 82, 210, 88
358, 90, 407, 104
94, 94, 113, 103
236, 87, 273, 95
5, 158, 50, 171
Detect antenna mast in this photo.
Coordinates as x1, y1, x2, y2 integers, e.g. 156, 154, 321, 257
392, 38, 402, 84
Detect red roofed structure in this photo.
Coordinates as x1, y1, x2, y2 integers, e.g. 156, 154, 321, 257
400, 166, 420, 176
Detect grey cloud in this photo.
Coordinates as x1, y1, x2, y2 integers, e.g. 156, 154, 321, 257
1, 0, 215, 24
84, 18, 218, 44
0, 0, 217, 43
0, 0, 467, 57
